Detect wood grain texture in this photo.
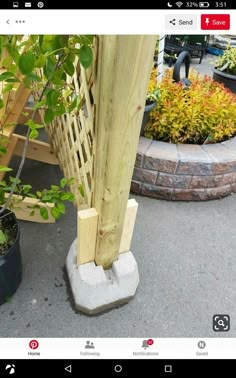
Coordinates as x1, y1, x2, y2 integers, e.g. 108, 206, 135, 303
13, 134, 58, 165
77, 208, 98, 265
93, 35, 157, 268
119, 199, 138, 254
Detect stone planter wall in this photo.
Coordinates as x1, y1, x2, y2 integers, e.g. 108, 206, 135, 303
131, 137, 236, 201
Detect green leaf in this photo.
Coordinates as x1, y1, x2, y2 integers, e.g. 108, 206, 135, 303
26, 119, 36, 129
40, 207, 49, 220
0, 189, 4, 205
68, 97, 77, 113
0, 99, 4, 109
2, 83, 14, 94
50, 185, 60, 190
0, 230, 7, 245
51, 195, 60, 202
78, 45, 93, 69
61, 192, 75, 202
26, 193, 37, 199
0, 166, 12, 172
23, 184, 32, 194
67, 177, 75, 185
46, 89, 59, 107
51, 67, 64, 85
30, 210, 35, 217
26, 119, 44, 130
18, 51, 35, 75
60, 178, 67, 188
52, 35, 69, 51
54, 104, 65, 116
51, 206, 61, 220
25, 73, 42, 82
63, 58, 74, 76
0, 146, 7, 155
57, 202, 65, 214
42, 194, 52, 202
44, 57, 55, 80
33, 99, 46, 111
5, 77, 20, 83
0, 71, 15, 81
78, 35, 94, 45
44, 109, 54, 124
29, 129, 39, 139
9, 176, 21, 184
34, 54, 46, 68
39, 35, 53, 53
78, 184, 85, 198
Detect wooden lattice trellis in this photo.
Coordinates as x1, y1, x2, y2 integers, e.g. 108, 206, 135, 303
43, 50, 97, 210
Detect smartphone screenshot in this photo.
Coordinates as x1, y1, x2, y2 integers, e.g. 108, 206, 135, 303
0, 1, 236, 376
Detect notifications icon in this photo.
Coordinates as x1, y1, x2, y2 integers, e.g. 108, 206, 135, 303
29, 339, 39, 349
142, 338, 154, 349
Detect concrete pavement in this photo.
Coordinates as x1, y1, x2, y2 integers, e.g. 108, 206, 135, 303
1, 154, 236, 337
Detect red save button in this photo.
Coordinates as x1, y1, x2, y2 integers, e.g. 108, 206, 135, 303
201, 14, 230, 30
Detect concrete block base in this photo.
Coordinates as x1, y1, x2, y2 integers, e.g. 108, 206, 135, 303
66, 239, 139, 315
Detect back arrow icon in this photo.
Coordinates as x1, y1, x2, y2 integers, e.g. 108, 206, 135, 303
65, 365, 72, 373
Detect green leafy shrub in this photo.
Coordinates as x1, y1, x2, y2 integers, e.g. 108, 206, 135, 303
215, 45, 236, 75
144, 69, 236, 144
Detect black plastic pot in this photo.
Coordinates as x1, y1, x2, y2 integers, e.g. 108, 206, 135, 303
140, 101, 156, 137
0, 211, 22, 305
212, 68, 236, 94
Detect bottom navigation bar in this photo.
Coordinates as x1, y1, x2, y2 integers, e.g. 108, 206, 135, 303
0, 359, 234, 376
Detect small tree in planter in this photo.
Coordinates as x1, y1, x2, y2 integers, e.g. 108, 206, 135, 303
0, 34, 93, 304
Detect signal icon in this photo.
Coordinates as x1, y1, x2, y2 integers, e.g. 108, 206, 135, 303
175, 1, 183, 7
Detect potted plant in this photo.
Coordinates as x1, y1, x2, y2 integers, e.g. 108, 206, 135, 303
212, 45, 236, 94
0, 209, 21, 305
0, 34, 93, 305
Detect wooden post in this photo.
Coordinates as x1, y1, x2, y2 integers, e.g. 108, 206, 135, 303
119, 199, 138, 255
77, 208, 98, 265
93, 35, 157, 269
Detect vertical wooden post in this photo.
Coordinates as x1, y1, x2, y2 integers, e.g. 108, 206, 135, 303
93, 35, 157, 269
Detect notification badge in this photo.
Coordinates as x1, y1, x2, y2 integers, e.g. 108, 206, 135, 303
29, 339, 39, 349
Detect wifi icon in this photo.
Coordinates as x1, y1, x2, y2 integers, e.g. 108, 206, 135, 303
176, 1, 183, 7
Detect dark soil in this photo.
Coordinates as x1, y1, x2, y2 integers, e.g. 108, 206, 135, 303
0, 212, 17, 256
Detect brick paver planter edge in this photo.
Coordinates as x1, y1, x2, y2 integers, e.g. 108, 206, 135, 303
131, 136, 236, 201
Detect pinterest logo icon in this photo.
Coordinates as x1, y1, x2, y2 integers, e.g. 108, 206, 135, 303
29, 339, 39, 350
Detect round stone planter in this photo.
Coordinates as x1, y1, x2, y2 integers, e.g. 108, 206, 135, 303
131, 136, 236, 201
212, 68, 236, 94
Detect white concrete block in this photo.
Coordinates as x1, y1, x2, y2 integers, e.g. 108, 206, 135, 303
66, 239, 139, 314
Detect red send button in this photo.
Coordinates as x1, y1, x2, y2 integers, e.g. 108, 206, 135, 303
201, 14, 230, 30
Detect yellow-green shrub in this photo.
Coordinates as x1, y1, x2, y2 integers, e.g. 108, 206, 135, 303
144, 69, 236, 144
